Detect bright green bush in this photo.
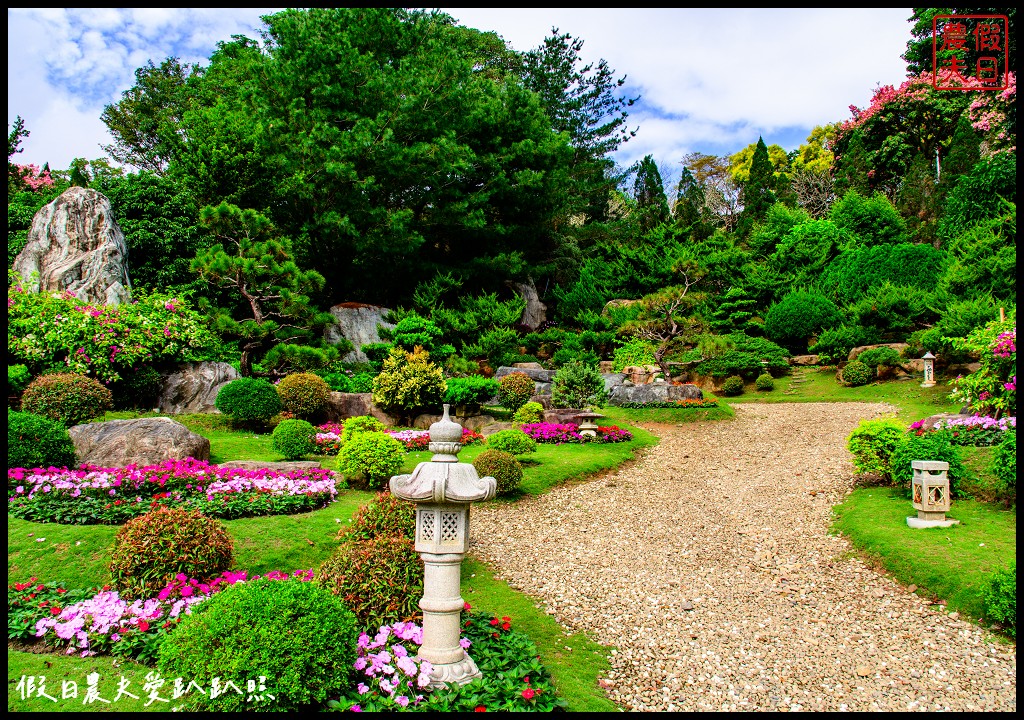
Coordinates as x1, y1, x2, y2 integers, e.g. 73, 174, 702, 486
109, 506, 234, 600
846, 418, 907, 478
371, 347, 446, 417
486, 428, 537, 455
763, 290, 843, 351
854, 346, 903, 369
341, 491, 415, 542
276, 372, 331, 419
341, 415, 387, 445
551, 361, 608, 409
271, 419, 317, 460
612, 337, 657, 372
444, 376, 499, 408
511, 401, 545, 425
828, 189, 908, 246
889, 429, 968, 497
215, 377, 282, 425
382, 313, 454, 361
840, 360, 873, 387
158, 578, 359, 711
990, 430, 1016, 496
983, 562, 1016, 638
755, 373, 775, 391
7, 409, 77, 471
337, 431, 406, 490
720, 375, 744, 396
809, 325, 873, 364
321, 371, 374, 393
848, 282, 935, 336
473, 449, 523, 497
497, 371, 535, 413
8, 364, 31, 397
20, 372, 113, 427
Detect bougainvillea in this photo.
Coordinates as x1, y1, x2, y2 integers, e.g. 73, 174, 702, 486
949, 321, 1016, 418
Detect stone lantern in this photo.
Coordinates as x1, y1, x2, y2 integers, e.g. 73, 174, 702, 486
920, 352, 936, 388
576, 411, 603, 438
390, 404, 496, 687
907, 460, 959, 528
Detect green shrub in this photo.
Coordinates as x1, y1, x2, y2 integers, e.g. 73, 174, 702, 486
721, 375, 744, 396
841, 360, 873, 387
444, 376, 499, 408
337, 431, 406, 490
371, 347, 446, 417
8, 409, 77, 471
889, 429, 968, 497
486, 428, 537, 455
276, 372, 331, 419
360, 342, 393, 370
476, 327, 521, 369
990, 430, 1016, 496
20, 372, 113, 427
111, 364, 162, 410
983, 562, 1016, 638
341, 491, 415, 542
612, 337, 657, 372
511, 401, 545, 425
271, 418, 317, 460
854, 346, 903, 369
551, 361, 608, 409
341, 415, 387, 445
8, 364, 31, 397
317, 535, 423, 630
848, 282, 935, 336
755, 373, 774, 391
322, 370, 375, 394
809, 325, 873, 364
215, 377, 282, 425
693, 334, 790, 379
497, 372, 535, 413
383, 313, 454, 361
109, 506, 234, 600
846, 418, 907, 478
473, 449, 523, 497
763, 290, 844, 351
551, 346, 600, 368
158, 578, 359, 711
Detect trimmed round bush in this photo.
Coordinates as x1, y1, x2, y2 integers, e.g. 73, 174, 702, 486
215, 377, 282, 425
551, 361, 608, 409
512, 400, 545, 425
763, 290, 844, 351
721, 375, 745, 396
158, 578, 359, 711
20, 373, 112, 427
371, 347, 446, 417
8, 410, 77, 472
486, 428, 537, 455
109, 506, 234, 600
473, 449, 523, 497
342, 491, 415, 542
317, 535, 423, 630
341, 415, 387, 445
846, 418, 907, 478
337, 431, 406, 490
272, 418, 317, 460
755, 373, 775, 391
841, 360, 873, 387
983, 562, 1016, 638
276, 372, 331, 419
8, 364, 32, 398
889, 429, 968, 497
497, 372, 535, 413
856, 346, 902, 369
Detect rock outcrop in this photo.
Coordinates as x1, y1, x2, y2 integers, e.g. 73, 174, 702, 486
157, 362, 239, 415
69, 417, 210, 466
324, 392, 396, 426
608, 383, 704, 406
325, 303, 393, 363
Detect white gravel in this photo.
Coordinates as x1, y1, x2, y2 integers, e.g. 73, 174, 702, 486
469, 403, 1017, 712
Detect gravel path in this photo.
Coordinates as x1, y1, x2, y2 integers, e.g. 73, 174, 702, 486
469, 403, 1017, 712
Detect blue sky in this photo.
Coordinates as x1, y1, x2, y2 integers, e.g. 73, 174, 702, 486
8, 8, 913, 183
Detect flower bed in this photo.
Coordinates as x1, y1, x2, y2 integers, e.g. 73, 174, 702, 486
910, 415, 1016, 446
615, 397, 719, 409
7, 458, 338, 524
314, 424, 485, 454
519, 423, 633, 445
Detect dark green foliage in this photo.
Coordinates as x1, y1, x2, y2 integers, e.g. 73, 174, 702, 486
810, 325, 874, 364
497, 372, 536, 413
847, 282, 935, 337
7, 410, 77, 470
721, 375, 744, 396
317, 535, 423, 630
8, 364, 31, 398
694, 334, 790, 379
321, 371, 374, 394
444, 376, 499, 408
341, 491, 415, 542
633, 154, 670, 231
551, 360, 608, 409
763, 290, 843, 351
840, 360, 874, 387
939, 154, 1017, 244
473, 449, 524, 496
382, 313, 453, 360
473, 327, 521, 370
337, 432, 405, 491
20, 373, 113, 427
906, 296, 1001, 362
109, 506, 234, 600
769, 220, 846, 288
983, 562, 1016, 638
486, 428, 537, 455
856, 347, 902, 369
890, 429, 968, 498
111, 364, 162, 410
748, 203, 811, 257
939, 201, 1016, 304
551, 262, 607, 325
276, 372, 331, 419
990, 430, 1016, 496
271, 419, 317, 460
215, 377, 282, 424
739, 137, 777, 234
158, 578, 359, 711
829, 190, 907, 246
360, 343, 393, 371
755, 373, 774, 391
817, 243, 947, 306
846, 418, 907, 477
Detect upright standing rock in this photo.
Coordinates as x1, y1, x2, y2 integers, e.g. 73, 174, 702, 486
13, 187, 132, 305
325, 302, 393, 363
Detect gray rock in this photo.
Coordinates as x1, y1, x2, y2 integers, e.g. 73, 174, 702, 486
789, 354, 820, 366
463, 415, 498, 432
324, 303, 393, 363
480, 421, 514, 436
507, 277, 547, 330
413, 413, 442, 429
494, 366, 557, 383
512, 362, 545, 370
543, 409, 591, 425
218, 460, 326, 473
528, 394, 552, 409
13, 187, 131, 305
323, 392, 396, 426
602, 373, 627, 393
158, 362, 239, 415
608, 383, 704, 406
69, 417, 210, 466
535, 381, 552, 395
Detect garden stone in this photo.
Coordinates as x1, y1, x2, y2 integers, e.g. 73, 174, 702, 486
789, 355, 820, 366
494, 366, 556, 383
324, 392, 396, 426
324, 302, 393, 363
608, 383, 704, 406
602, 373, 627, 393
219, 460, 325, 472
512, 362, 545, 370
157, 362, 239, 415
462, 415, 497, 432
534, 382, 552, 395
599, 361, 615, 373
480, 421, 514, 436
507, 277, 547, 330
414, 413, 442, 429
13, 187, 132, 305
69, 417, 210, 466
528, 394, 552, 409
543, 409, 589, 425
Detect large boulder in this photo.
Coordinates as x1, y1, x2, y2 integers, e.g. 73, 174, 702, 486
324, 392, 396, 426
69, 417, 210, 466
608, 383, 704, 406
13, 187, 131, 305
157, 362, 239, 415
494, 366, 556, 383
325, 303, 393, 363
506, 278, 547, 330
603, 373, 627, 393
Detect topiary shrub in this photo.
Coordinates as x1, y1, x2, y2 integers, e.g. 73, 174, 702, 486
497, 372, 535, 413
109, 506, 234, 600
444, 376, 500, 410
271, 418, 317, 460
337, 432, 406, 490
275, 372, 331, 419
856, 346, 903, 370
763, 290, 843, 352
342, 491, 415, 542
755, 373, 775, 391
846, 418, 907, 478
7, 410, 77, 472
317, 535, 423, 630
215, 377, 282, 425
720, 375, 744, 396
20, 372, 112, 427
983, 562, 1016, 638
840, 360, 873, 387
158, 578, 359, 711
341, 415, 387, 445
889, 429, 968, 497
809, 325, 873, 364
511, 401, 545, 425
473, 449, 523, 497
990, 429, 1016, 498
486, 428, 537, 455
371, 347, 446, 420
111, 364, 162, 410
8, 364, 32, 399
551, 361, 608, 409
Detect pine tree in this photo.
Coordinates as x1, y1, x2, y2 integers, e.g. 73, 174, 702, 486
633, 154, 670, 231
739, 137, 776, 235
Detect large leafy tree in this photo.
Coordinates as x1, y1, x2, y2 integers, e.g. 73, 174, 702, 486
903, 8, 1016, 76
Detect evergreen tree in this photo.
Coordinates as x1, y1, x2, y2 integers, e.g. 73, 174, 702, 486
673, 167, 712, 240
739, 137, 776, 235
633, 154, 670, 231
68, 158, 91, 188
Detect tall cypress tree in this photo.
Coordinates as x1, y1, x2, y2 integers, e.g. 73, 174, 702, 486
633, 154, 670, 231
739, 137, 776, 234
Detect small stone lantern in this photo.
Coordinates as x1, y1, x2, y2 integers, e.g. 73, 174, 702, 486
920, 352, 936, 388
390, 405, 496, 687
577, 411, 603, 438
907, 460, 959, 528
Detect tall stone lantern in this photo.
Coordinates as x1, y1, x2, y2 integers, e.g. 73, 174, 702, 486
390, 404, 496, 688
907, 460, 959, 528
920, 351, 937, 387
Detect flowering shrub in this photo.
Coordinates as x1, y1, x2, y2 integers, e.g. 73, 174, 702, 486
8, 579, 94, 643
20, 372, 112, 427
7, 458, 339, 524
341, 491, 415, 542
336, 622, 434, 711
968, 71, 1016, 154
497, 372, 535, 413
519, 422, 632, 444
388, 428, 431, 451
11, 163, 55, 191
950, 322, 1016, 418
910, 414, 1016, 446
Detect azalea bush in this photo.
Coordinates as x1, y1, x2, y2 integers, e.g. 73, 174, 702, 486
520, 422, 634, 445
911, 414, 1016, 447
7, 458, 339, 524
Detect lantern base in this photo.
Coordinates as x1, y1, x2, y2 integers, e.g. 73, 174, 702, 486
920, 381, 936, 388
906, 515, 959, 528
422, 651, 483, 689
